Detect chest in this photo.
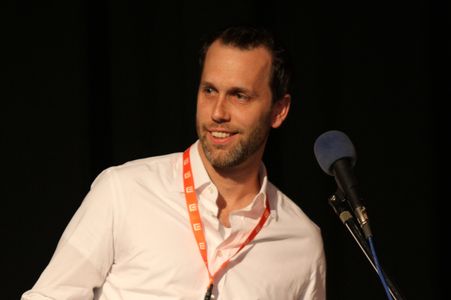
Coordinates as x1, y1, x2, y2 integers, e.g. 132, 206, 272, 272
107, 193, 309, 299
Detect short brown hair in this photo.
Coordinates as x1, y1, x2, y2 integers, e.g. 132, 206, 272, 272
199, 26, 292, 103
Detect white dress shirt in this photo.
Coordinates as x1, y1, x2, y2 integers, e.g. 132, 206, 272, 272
22, 141, 326, 300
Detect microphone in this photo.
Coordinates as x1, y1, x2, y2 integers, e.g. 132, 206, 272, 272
313, 130, 372, 238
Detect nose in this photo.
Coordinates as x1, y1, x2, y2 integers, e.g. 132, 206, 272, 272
211, 95, 230, 123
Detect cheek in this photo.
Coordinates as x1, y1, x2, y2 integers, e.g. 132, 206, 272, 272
196, 99, 210, 121
232, 111, 258, 130
240, 106, 271, 126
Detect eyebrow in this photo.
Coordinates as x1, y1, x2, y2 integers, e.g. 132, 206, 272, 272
200, 81, 258, 97
228, 87, 258, 98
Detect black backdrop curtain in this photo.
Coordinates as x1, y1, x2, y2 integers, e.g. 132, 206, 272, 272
3, 1, 447, 299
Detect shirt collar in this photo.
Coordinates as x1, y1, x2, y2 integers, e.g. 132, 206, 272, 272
237, 163, 268, 214
175, 141, 210, 192
189, 140, 214, 191
177, 141, 272, 217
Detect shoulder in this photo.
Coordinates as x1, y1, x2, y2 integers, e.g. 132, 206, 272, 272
91, 152, 183, 190
116, 152, 181, 172
264, 182, 326, 285
267, 181, 323, 247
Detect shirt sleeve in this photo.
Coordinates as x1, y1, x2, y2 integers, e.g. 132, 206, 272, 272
300, 244, 327, 300
21, 168, 118, 300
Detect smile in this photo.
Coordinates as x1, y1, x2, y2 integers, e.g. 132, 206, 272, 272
211, 131, 232, 138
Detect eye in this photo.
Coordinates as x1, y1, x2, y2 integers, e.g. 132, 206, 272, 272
202, 86, 217, 97
234, 92, 250, 101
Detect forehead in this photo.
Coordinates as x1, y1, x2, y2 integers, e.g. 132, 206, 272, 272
201, 41, 272, 88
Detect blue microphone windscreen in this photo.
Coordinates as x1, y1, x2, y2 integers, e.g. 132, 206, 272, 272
313, 130, 357, 175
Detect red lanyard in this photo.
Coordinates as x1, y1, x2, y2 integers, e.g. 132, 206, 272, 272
182, 147, 271, 299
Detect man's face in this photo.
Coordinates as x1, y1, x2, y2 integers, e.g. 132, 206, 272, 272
196, 40, 276, 169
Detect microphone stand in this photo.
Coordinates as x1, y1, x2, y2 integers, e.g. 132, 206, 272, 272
328, 190, 405, 300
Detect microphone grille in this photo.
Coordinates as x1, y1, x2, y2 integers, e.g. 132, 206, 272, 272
313, 130, 357, 175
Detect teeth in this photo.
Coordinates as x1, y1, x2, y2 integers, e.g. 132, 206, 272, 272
211, 131, 231, 138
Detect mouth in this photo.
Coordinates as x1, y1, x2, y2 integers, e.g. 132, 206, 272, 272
208, 129, 237, 144
211, 131, 232, 138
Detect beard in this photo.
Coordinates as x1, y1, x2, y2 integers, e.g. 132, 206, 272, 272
196, 113, 271, 169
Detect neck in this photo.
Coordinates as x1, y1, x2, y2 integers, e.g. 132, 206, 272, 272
197, 143, 263, 211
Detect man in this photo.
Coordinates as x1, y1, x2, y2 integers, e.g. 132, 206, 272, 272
22, 26, 326, 299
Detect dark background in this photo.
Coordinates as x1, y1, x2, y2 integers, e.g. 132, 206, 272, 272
3, 1, 448, 299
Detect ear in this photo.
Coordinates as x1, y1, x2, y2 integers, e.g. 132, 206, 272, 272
270, 94, 291, 129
